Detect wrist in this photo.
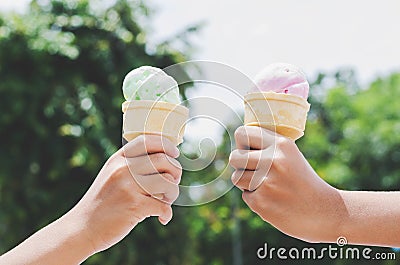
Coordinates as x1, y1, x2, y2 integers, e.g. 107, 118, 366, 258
317, 187, 348, 243
333, 189, 347, 240
60, 207, 97, 260
0, 208, 96, 265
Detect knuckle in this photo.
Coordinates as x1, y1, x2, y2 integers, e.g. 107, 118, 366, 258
135, 134, 146, 146
165, 155, 182, 173
229, 150, 239, 165
234, 126, 247, 141
251, 126, 263, 137
174, 165, 183, 179
145, 134, 162, 146
271, 155, 288, 173
256, 165, 270, 177
106, 166, 134, 194
248, 152, 259, 164
168, 184, 180, 202
258, 151, 272, 170
173, 185, 180, 200
142, 135, 160, 150
275, 136, 292, 150
119, 180, 135, 197
234, 126, 245, 137
164, 158, 182, 177
162, 173, 177, 184
152, 152, 167, 164
246, 153, 261, 170
231, 170, 240, 183
112, 163, 130, 180
168, 157, 181, 169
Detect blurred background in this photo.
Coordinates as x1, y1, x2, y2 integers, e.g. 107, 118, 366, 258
1, 0, 400, 264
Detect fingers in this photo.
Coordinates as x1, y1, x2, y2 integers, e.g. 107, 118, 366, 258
230, 126, 276, 191
229, 149, 273, 170
136, 195, 174, 225
229, 145, 273, 191
231, 169, 267, 191
133, 173, 180, 204
128, 153, 182, 181
122, 135, 180, 158
234, 126, 276, 150
241, 188, 271, 218
158, 205, 173, 225
242, 190, 260, 213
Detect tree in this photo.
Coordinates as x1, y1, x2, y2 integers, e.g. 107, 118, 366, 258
300, 71, 400, 192
1, 0, 399, 263
0, 0, 195, 263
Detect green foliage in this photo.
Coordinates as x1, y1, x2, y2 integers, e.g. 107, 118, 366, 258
1, 1, 400, 264
0, 0, 193, 263
301, 73, 400, 192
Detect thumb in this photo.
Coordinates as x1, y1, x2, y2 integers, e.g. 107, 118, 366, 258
157, 203, 173, 225
143, 197, 173, 225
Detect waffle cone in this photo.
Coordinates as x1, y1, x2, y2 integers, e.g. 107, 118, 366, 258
244, 92, 310, 141
122, 100, 189, 145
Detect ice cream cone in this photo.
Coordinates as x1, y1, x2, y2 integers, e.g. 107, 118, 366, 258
244, 91, 310, 141
122, 100, 189, 145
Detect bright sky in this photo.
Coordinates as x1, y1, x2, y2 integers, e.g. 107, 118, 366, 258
2, 0, 399, 82
149, 0, 400, 84
2, 0, 400, 147
149, 0, 400, 146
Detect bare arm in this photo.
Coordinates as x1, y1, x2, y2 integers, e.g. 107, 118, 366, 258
0, 210, 94, 265
0, 135, 182, 264
229, 126, 400, 247
338, 190, 400, 247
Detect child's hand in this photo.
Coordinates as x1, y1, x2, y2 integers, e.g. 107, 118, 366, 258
71, 135, 182, 253
229, 126, 344, 243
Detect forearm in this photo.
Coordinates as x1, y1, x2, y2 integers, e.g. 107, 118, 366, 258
0, 209, 94, 265
338, 190, 400, 247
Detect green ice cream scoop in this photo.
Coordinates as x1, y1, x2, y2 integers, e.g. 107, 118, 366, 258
122, 66, 181, 104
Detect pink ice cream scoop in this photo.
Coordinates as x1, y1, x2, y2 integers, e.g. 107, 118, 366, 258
250, 63, 309, 99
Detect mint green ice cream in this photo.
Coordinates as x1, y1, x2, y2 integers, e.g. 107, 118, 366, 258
122, 66, 180, 104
